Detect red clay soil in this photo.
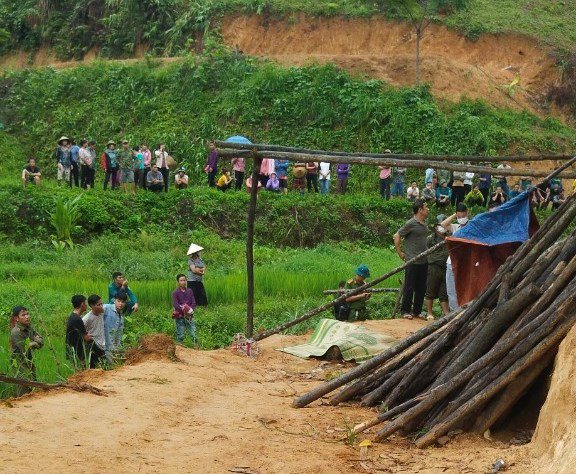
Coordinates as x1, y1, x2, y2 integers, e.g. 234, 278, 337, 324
0, 318, 533, 473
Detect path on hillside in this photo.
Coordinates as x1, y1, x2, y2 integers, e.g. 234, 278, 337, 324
0, 319, 531, 473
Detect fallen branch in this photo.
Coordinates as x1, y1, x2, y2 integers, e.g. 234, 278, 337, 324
0, 374, 107, 397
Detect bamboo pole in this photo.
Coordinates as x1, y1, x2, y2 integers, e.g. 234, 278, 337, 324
0, 374, 107, 396
246, 153, 262, 339
254, 241, 445, 342
217, 148, 576, 179
214, 141, 575, 163
322, 288, 399, 295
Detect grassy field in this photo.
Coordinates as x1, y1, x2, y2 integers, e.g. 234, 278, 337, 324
0, 230, 403, 396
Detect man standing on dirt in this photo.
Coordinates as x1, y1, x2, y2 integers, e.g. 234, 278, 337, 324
103, 291, 127, 359
66, 294, 94, 368
394, 199, 429, 319
82, 295, 107, 368
10, 306, 43, 395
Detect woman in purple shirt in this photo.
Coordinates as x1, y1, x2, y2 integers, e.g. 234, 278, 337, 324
337, 163, 350, 194
172, 274, 197, 344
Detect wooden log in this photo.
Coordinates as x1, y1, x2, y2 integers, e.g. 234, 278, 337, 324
322, 288, 399, 295
352, 395, 425, 435
218, 148, 576, 179
246, 154, 262, 338
414, 308, 576, 448
513, 239, 564, 293
256, 241, 445, 342
214, 141, 575, 163
432, 284, 542, 389
373, 290, 576, 442
392, 279, 404, 319
472, 350, 556, 434
0, 374, 107, 396
497, 275, 511, 306
291, 306, 464, 408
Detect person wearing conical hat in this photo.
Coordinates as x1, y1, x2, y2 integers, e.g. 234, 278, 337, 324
55, 136, 72, 187
187, 244, 207, 306
102, 140, 119, 191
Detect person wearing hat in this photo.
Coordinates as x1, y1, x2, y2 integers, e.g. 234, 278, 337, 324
341, 265, 372, 321
55, 136, 72, 186
394, 199, 429, 319
424, 214, 450, 319
10, 306, 43, 396
102, 140, 119, 190
174, 167, 189, 189
187, 244, 208, 306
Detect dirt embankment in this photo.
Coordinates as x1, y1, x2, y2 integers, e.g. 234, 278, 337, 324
0, 318, 532, 474
221, 15, 563, 119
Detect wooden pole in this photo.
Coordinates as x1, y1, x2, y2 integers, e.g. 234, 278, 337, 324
217, 148, 576, 179
0, 374, 107, 396
246, 153, 262, 339
254, 241, 446, 342
322, 288, 399, 295
214, 141, 575, 163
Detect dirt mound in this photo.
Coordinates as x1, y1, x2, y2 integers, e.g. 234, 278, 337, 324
125, 333, 177, 364
530, 324, 576, 473
222, 15, 563, 120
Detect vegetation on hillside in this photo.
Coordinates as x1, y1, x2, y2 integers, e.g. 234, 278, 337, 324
2, 50, 575, 185
1, 0, 575, 60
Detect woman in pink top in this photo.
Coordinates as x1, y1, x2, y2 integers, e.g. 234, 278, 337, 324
232, 156, 245, 191
379, 165, 392, 200
259, 158, 275, 187
141, 144, 152, 190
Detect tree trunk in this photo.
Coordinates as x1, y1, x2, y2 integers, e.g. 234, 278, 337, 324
415, 27, 421, 86
246, 155, 262, 338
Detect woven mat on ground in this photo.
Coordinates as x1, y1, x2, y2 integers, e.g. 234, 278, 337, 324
276, 318, 398, 362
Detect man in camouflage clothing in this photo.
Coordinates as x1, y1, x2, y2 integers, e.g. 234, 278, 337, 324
10, 307, 44, 396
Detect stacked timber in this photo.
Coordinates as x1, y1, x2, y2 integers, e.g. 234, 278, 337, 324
293, 194, 576, 448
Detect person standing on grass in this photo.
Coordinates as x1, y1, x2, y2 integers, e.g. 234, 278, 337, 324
379, 164, 392, 200
451, 170, 466, 206
65, 294, 93, 368
187, 244, 208, 306
108, 272, 139, 314
10, 306, 43, 395
102, 140, 119, 190
393, 199, 429, 320
306, 161, 319, 193
79, 140, 92, 189
69, 139, 80, 188
141, 143, 152, 190
82, 295, 107, 368
205, 141, 218, 188
392, 166, 406, 197
292, 163, 307, 195
172, 274, 197, 344
337, 163, 350, 194
425, 216, 450, 319
478, 171, 491, 206
319, 161, 331, 195
103, 291, 127, 359
132, 145, 144, 192
56, 136, 72, 186
155, 143, 170, 192
117, 140, 136, 195
232, 155, 246, 191
274, 159, 289, 194
22, 158, 41, 188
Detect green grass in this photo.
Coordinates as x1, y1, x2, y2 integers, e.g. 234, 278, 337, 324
0, 232, 402, 395
446, 0, 576, 49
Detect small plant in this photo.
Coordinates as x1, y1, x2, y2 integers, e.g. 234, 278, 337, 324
49, 195, 82, 250
343, 418, 358, 446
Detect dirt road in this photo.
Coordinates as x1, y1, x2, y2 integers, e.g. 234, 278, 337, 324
0, 319, 531, 473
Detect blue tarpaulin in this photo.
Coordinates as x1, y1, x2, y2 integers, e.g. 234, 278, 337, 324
446, 191, 539, 305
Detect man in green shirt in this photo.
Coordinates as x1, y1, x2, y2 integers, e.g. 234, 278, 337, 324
393, 199, 429, 319
10, 307, 43, 396
342, 265, 372, 321
117, 140, 136, 194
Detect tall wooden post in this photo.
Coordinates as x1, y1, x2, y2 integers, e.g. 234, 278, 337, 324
246, 151, 262, 339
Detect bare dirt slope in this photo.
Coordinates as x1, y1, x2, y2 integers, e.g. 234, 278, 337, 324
0, 319, 531, 474
222, 15, 561, 118
531, 324, 576, 474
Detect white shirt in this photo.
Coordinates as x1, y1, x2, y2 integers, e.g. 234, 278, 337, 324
407, 186, 420, 199
464, 172, 474, 186
319, 162, 331, 180
83, 311, 106, 350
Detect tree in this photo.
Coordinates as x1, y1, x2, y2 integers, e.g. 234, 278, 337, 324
384, 0, 466, 86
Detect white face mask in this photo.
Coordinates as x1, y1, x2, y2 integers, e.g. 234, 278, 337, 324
436, 226, 447, 234
457, 217, 469, 225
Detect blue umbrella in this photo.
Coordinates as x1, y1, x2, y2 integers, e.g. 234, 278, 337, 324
225, 135, 252, 144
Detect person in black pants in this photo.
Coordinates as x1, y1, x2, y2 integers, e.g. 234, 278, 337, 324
393, 199, 430, 319
155, 143, 170, 192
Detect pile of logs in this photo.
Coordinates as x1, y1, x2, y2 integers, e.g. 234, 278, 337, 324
293, 193, 576, 448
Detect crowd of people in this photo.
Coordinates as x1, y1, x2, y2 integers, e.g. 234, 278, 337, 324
21, 139, 570, 208
8, 246, 209, 394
